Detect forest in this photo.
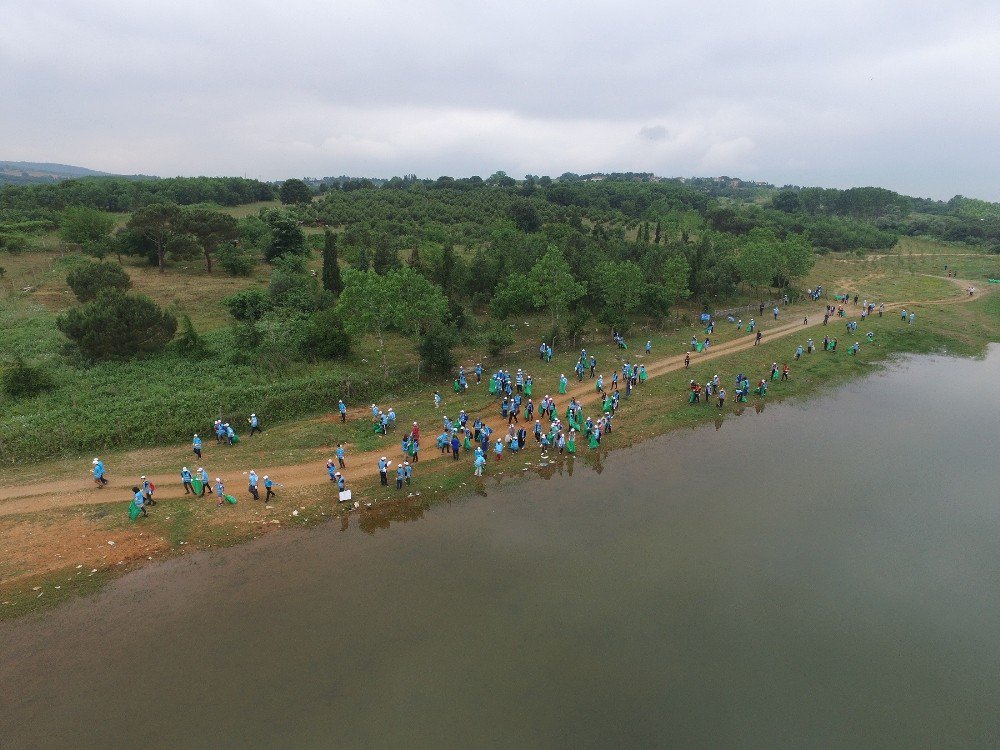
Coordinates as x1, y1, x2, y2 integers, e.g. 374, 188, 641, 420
0, 171, 997, 460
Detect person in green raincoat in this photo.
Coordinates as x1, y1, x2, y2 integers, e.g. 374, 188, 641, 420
639, 365, 647, 382
524, 377, 532, 397
559, 374, 567, 395
566, 430, 577, 454
588, 430, 600, 449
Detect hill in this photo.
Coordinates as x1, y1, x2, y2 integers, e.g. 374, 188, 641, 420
0, 161, 151, 186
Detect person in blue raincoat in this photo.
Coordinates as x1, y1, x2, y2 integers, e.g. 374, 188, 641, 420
92, 458, 108, 487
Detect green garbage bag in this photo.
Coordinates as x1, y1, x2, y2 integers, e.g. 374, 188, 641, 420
489, 377, 497, 394
622, 342, 628, 349
525, 383, 532, 397
373, 422, 382, 434
231, 434, 239, 444
746, 324, 752, 332
772, 370, 779, 381
588, 433, 599, 449
224, 494, 238, 505
639, 370, 647, 382
464, 436, 473, 450
567, 439, 576, 454
128, 502, 141, 521
192, 477, 203, 495
453, 380, 461, 393
695, 342, 703, 352
558, 382, 566, 395
688, 391, 697, 404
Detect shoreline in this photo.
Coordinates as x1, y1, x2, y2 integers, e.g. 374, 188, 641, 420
1, 289, 997, 621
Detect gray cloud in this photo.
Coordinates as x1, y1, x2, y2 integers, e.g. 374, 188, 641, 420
1, 0, 998, 199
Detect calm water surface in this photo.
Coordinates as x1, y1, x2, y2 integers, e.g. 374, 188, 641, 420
2, 348, 999, 749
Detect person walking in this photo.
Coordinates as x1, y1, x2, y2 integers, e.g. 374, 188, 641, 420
248, 470, 260, 501
338, 399, 347, 422
141, 476, 156, 506
754, 331, 762, 346
131, 486, 147, 517
248, 413, 261, 437
264, 475, 276, 501
192, 434, 202, 459
378, 457, 389, 486
181, 466, 194, 494
395, 463, 405, 490
198, 467, 210, 497
718, 387, 726, 408
92, 458, 108, 488
336, 443, 346, 469
214, 477, 225, 506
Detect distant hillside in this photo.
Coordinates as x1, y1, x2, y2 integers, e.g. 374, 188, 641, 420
0, 161, 151, 186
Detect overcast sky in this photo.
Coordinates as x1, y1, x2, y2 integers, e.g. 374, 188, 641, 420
2, 0, 998, 199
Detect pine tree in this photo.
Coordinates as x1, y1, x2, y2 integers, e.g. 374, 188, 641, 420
654, 220, 662, 245
322, 230, 343, 295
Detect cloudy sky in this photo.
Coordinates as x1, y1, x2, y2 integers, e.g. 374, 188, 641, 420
2, 0, 998, 199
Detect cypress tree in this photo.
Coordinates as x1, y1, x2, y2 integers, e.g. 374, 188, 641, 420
322, 229, 343, 295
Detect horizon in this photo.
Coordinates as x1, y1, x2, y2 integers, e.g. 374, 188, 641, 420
3, 1, 998, 201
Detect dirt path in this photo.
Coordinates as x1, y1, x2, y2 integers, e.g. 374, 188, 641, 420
0, 285, 987, 519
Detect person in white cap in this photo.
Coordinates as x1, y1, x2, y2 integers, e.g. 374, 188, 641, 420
141, 475, 156, 506
263, 475, 276, 501
192, 433, 202, 459
248, 469, 259, 500
214, 477, 225, 506
180, 466, 194, 494
249, 413, 261, 437
378, 457, 389, 486
92, 458, 108, 487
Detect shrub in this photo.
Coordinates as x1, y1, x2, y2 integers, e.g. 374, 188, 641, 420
174, 315, 207, 357
299, 307, 352, 360
65, 261, 132, 302
2, 358, 55, 399
56, 290, 177, 360
216, 242, 258, 276
485, 323, 515, 356
223, 288, 270, 322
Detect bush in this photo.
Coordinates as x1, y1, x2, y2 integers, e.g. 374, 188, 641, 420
485, 323, 515, 356
2, 358, 55, 399
174, 315, 207, 357
57, 290, 177, 360
65, 261, 132, 302
300, 307, 352, 360
223, 288, 270, 322
216, 242, 258, 276
419, 323, 457, 374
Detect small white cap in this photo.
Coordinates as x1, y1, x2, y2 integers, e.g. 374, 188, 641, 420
216, 477, 221, 482
92, 458, 99, 464
183, 467, 188, 472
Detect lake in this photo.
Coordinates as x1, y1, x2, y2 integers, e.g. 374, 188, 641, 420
2, 347, 999, 749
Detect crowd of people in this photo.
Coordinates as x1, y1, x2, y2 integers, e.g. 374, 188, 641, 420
96, 289, 912, 522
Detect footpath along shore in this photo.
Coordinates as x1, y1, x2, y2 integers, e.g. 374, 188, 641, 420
0, 284, 983, 518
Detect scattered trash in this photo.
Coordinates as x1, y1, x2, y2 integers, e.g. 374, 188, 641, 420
31, 587, 41, 591
107, 540, 115, 546
292, 510, 299, 516
75, 564, 83, 569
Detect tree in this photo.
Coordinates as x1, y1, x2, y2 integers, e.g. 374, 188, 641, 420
372, 234, 401, 274
126, 203, 181, 272
739, 228, 782, 294
57, 290, 177, 359
594, 260, 645, 329
391, 267, 448, 340
772, 189, 801, 213
335, 268, 396, 376
418, 323, 457, 374
261, 209, 307, 261
179, 207, 239, 273
508, 199, 542, 233
321, 230, 343, 294
65, 261, 132, 302
527, 247, 586, 339
777, 232, 815, 287
59, 206, 115, 251
279, 178, 313, 205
